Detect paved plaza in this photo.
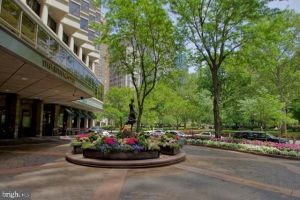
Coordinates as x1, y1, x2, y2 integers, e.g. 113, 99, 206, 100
0, 140, 300, 200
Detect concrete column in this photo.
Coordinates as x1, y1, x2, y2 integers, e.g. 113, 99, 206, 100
84, 118, 88, 128
88, 119, 93, 128
92, 119, 95, 127
7, 94, 20, 139
77, 117, 80, 129
69, 36, 74, 51
92, 62, 95, 72
40, 3, 48, 25
67, 115, 72, 128
86, 55, 89, 67
57, 22, 63, 41
35, 100, 44, 137
53, 104, 60, 129
78, 46, 83, 60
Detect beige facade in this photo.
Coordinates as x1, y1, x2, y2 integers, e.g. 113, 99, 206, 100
0, 0, 108, 138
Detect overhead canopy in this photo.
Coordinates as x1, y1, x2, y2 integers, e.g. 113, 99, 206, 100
64, 107, 75, 116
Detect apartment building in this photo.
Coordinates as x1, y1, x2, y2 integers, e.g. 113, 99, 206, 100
0, 0, 108, 138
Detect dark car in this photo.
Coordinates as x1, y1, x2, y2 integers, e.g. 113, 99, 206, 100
233, 131, 288, 143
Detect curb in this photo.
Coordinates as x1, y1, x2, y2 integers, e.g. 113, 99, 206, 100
65, 151, 186, 168
187, 144, 300, 161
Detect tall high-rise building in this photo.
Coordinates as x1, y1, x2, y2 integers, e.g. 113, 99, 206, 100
109, 65, 140, 89
0, 0, 108, 138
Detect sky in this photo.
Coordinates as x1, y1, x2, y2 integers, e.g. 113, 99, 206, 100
268, 0, 300, 13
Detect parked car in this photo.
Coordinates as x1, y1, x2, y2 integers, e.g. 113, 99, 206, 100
233, 131, 288, 143
142, 130, 153, 136
150, 130, 165, 137
88, 126, 103, 134
195, 131, 215, 139
165, 130, 187, 138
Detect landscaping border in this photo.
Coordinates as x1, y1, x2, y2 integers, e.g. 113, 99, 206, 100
187, 144, 300, 161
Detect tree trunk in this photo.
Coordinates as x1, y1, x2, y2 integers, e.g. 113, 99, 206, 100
211, 67, 222, 138
280, 106, 287, 135
136, 106, 143, 132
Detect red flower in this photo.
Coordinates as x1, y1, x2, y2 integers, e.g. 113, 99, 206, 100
126, 138, 138, 145
104, 137, 116, 145
76, 133, 91, 140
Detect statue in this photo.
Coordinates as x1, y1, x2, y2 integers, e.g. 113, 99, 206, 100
126, 98, 137, 132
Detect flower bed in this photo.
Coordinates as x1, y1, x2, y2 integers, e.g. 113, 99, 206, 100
185, 138, 300, 159
70, 132, 184, 159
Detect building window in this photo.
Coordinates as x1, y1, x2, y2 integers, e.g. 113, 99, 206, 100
47, 15, 56, 33
69, 1, 80, 17
0, 0, 21, 30
26, 0, 40, 16
81, 0, 89, 13
74, 44, 78, 55
63, 32, 69, 45
21, 13, 37, 43
89, 15, 95, 23
82, 54, 86, 63
88, 30, 95, 41
89, 60, 93, 70
80, 18, 88, 31
37, 28, 49, 53
95, 12, 101, 22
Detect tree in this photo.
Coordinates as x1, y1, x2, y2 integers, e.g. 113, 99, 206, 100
97, 0, 176, 132
240, 11, 300, 133
238, 90, 293, 130
102, 87, 133, 129
169, 0, 268, 137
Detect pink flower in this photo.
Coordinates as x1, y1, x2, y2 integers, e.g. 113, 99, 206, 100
104, 137, 116, 145
126, 138, 138, 145
76, 133, 91, 140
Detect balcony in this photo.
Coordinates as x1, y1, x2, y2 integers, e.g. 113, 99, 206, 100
0, 0, 103, 101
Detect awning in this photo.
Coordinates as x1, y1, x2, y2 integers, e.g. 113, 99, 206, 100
64, 108, 75, 116
86, 112, 97, 119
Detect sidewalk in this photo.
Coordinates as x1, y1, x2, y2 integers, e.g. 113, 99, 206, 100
0, 136, 71, 146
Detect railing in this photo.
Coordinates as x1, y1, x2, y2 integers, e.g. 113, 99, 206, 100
0, 0, 104, 101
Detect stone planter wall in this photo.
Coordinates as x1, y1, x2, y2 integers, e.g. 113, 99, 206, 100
82, 149, 160, 160
160, 147, 180, 155
73, 146, 83, 154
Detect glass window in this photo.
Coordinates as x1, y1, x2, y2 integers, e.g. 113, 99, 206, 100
80, 18, 88, 31
37, 28, 49, 54
69, 1, 80, 17
58, 47, 67, 68
88, 30, 94, 41
26, 0, 40, 16
63, 32, 69, 45
21, 13, 37, 43
73, 44, 78, 55
95, 12, 100, 22
66, 54, 74, 72
82, 54, 86, 63
48, 37, 59, 60
0, 0, 21, 31
81, 1, 89, 13
47, 15, 56, 33
89, 15, 95, 22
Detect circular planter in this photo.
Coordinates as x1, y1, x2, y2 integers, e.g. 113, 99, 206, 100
65, 150, 186, 168
160, 146, 180, 155
73, 145, 82, 154
82, 149, 160, 160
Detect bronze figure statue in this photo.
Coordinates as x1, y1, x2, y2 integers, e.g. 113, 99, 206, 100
126, 98, 137, 132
